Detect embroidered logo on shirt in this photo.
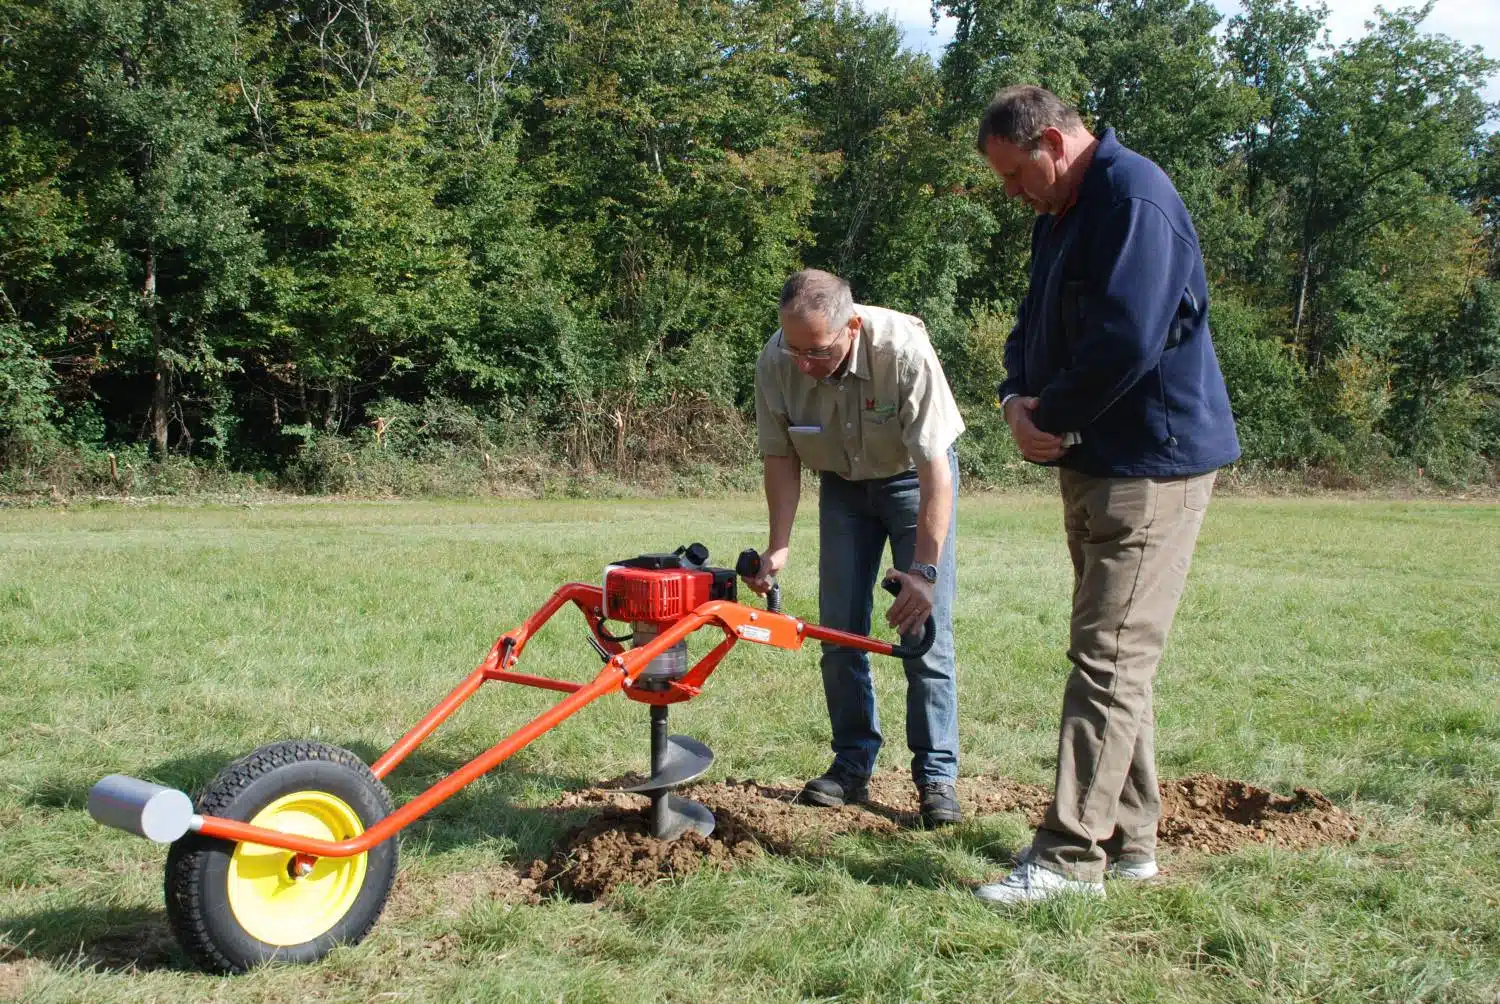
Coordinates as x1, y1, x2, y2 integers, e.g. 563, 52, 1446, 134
865, 399, 897, 419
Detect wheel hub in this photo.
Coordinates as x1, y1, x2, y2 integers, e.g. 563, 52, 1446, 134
227, 791, 368, 946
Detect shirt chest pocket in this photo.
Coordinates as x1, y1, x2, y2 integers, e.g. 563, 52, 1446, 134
787, 425, 840, 473
860, 410, 908, 469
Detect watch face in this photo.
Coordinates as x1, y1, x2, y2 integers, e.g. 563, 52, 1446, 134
913, 563, 938, 582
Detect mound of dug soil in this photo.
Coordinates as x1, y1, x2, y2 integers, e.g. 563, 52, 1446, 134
527, 772, 1358, 901
1158, 775, 1359, 854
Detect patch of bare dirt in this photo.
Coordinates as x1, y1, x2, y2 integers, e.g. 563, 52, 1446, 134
0, 958, 39, 1000
386, 863, 543, 919
522, 771, 1358, 901
1157, 774, 1359, 853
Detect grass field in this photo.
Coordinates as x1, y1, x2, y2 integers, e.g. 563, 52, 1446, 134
1, 492, 1498, 1003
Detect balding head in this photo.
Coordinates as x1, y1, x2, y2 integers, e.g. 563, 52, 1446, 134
779, 269, 854, 332
975, 85, 1086, 155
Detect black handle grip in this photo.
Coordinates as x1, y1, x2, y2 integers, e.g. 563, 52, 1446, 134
677, 542, 710, 567
881, 577, 936, 659
736, 548, 782, 613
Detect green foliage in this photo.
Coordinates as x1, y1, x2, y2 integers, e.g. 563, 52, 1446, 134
1385, 279, 1500, 483
1281, 6, 1495, 363
0, 0, 1497, 489
1207, 291, 1318, 467
522, 0, 827, 409
798, 2, 996, 336
0, 323, 58, 459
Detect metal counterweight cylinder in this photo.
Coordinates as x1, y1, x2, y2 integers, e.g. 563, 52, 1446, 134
88, 774, 197, 843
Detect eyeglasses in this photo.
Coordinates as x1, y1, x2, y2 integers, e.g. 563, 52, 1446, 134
780, 322, 851, 361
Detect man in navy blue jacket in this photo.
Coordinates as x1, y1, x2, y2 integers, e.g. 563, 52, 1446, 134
972, 85, 1240, 905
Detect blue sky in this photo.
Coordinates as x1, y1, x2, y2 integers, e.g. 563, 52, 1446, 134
877, 0, 1500, 109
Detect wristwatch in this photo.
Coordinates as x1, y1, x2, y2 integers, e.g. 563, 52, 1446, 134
908, 562, 939, 584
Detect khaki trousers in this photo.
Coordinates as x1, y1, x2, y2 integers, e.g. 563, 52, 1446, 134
1030, 469, 1216, 881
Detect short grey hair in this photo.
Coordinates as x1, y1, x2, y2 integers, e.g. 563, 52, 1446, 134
976, 85, 1085, 155
779, 269, 854, 332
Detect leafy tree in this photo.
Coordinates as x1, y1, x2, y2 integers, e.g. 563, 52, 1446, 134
798, 2, 994, 335
1282, 5, 1494, 362
18, 0, 262, 454
1222, 0, 1324, 217
521, 0, 828, 410
0, 0, 1496, 483
241, 0, 475, 440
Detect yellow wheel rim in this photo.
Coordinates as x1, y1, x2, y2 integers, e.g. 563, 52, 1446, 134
227, 791, 368, 946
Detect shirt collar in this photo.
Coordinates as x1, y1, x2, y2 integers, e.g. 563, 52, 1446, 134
845, 306, 871, 381
818, 305, 871, 385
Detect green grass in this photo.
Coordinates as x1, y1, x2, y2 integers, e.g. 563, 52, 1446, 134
1, 493, 1497, 1002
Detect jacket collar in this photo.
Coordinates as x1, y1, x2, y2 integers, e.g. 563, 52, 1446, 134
1073, 127, 1122, 210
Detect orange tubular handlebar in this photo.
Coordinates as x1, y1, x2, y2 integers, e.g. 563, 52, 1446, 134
196, 663, 626, 856
190, 583, 909, 857
800, 621, 897, 655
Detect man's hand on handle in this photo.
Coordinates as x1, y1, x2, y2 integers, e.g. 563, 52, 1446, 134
883, 569, 934, 637
746, 545, 788, 596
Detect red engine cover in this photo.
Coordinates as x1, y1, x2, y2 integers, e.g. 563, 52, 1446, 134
604, 566, 716, 623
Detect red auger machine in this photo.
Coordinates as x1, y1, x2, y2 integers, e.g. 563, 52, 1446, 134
87, 543, 933, 972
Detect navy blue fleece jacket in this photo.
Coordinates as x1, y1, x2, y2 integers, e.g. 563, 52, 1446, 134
998, 128, 1240, 477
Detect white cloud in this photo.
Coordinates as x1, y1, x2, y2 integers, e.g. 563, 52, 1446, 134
870, 0, 958, 56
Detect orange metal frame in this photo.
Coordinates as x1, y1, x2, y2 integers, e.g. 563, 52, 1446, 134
193, 583, 900, 858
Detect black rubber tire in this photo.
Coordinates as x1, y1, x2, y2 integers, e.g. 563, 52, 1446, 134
164, 740, 398, 973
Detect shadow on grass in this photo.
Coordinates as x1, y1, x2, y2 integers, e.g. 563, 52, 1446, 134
26, 750, 242, 810
29, 741, 602, 863
823, 835, 976, 888
810, 815, 1031, 890
343, 742, 599, 859
31, 744, 1015, 902
0, 905, 182, 974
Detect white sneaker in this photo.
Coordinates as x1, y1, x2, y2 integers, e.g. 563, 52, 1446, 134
1107, 858, 1158, 880
1015, 843, 1158, 880
972, 862, 1105, 906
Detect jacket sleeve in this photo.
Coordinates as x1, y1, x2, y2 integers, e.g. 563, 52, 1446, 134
1031, 198, 1195, 435
996, 297, 1028, 403
997, 220, 1042, 404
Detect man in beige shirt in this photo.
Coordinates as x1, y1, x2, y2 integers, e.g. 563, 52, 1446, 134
746, 269, 966, 827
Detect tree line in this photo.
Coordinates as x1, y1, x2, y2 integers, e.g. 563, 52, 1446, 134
1, 0, 1497, 490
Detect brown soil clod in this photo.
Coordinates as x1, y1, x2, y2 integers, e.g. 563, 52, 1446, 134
1157, 774, 1359, 854
519, 771, 1358, 902
0, 959, 39, 1000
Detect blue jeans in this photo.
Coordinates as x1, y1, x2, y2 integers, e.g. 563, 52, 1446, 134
817, 450, 959, 785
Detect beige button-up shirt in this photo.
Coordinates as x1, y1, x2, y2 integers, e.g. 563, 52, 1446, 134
755, 304, 965, 480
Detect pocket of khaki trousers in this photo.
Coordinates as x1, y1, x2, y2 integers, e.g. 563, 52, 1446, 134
1184, 473, 1215, 511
